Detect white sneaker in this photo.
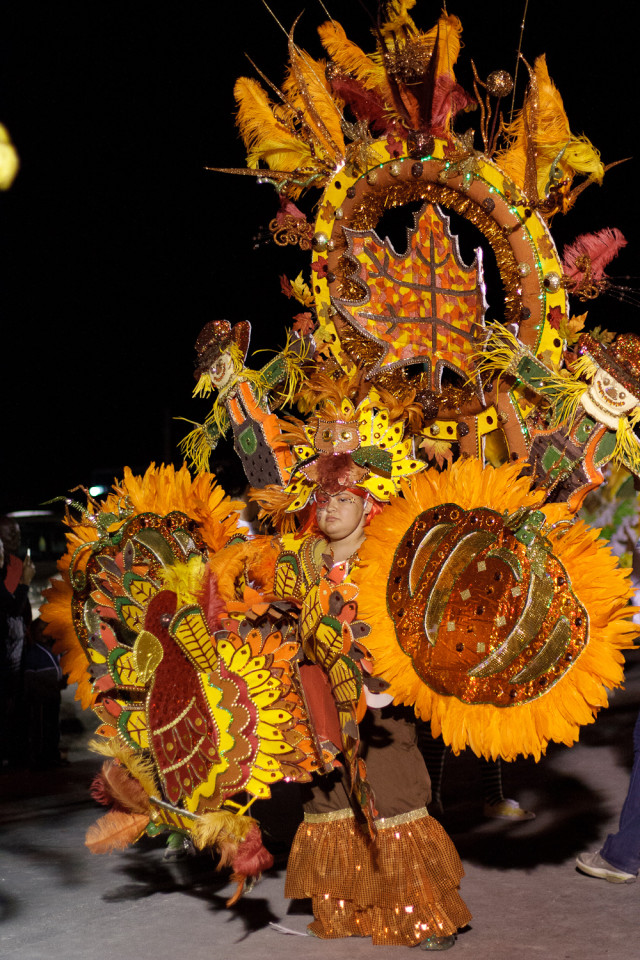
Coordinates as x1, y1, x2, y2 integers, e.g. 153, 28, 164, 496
576, 850, 637, 883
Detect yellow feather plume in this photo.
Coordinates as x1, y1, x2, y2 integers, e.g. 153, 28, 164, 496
379, 0, 418, 42
496, 56, 604, 201
282, 51, 345, 162
430, 14, 463, 79
160, 555, 207, 607
190, 810, 255, 851
317, 20, 386, 92
234, 76, 314, 176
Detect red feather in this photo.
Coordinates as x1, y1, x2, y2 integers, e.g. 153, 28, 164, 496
429, 75, 475, 134
225, 825, 274, 906
198, 568, 227, 632
231, 824, 274, 876
563, 228, 627, 280
89, 770, 112, 807
329, 75, 389, 133
90, 760, 151, 814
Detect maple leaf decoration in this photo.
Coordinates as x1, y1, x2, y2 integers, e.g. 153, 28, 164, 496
559, 311, 587, 346
538, 235, 555, 260
547, 305, 564, 331
280, 274, 293, 298
589, 325, 616, 346
333, 202, 487, 385
312, 257, 329, 279
292, 312, 316, 336
419, 435, 454, 468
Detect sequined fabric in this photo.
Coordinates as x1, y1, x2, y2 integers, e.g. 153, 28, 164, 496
285, 809, 471, 945
386, 503, 588, 706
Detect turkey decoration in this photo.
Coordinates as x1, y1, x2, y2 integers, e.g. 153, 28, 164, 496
43, 466, 327, 901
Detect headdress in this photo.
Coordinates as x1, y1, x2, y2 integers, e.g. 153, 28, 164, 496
252, 369, 426, 529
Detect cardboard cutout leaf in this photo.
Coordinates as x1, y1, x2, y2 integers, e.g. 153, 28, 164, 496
122, 707, 149, 748
109, 649, 145, 688
170, 606, 218, 671
123, 572, 157, 605
334, 202, 487, 386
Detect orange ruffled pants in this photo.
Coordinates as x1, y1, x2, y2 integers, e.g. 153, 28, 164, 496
285, 707, 471, 946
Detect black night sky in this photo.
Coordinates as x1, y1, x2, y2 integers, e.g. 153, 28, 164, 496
1, 1, 639, 512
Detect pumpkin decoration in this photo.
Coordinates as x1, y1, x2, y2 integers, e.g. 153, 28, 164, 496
354, 458, 639, 760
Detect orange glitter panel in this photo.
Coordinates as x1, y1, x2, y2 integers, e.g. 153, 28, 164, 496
386, 504, 588, 707
333, 203, 486, 381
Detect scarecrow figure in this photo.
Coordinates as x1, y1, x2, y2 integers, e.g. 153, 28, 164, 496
480, 327, 640, 512
180, 319, 311, 487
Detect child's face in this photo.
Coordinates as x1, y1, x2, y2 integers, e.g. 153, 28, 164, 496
315, 492, 369, 542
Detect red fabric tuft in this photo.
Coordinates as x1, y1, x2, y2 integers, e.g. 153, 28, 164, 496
231, 824, 274, 877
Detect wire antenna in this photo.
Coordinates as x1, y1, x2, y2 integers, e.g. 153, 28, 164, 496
509, 0, 530, 124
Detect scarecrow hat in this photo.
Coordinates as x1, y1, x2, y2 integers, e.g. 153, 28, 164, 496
578, 332, 640, 399
194, 320, 251, 379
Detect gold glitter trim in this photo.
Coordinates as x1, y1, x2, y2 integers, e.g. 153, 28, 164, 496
304, 807, 355, 824
303, 806, 430, 828
376, 806, 429, 829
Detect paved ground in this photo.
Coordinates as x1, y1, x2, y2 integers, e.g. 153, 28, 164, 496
2, 654, 639, 960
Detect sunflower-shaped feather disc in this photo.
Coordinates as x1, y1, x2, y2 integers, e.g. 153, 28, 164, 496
354, 459, 639, 761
